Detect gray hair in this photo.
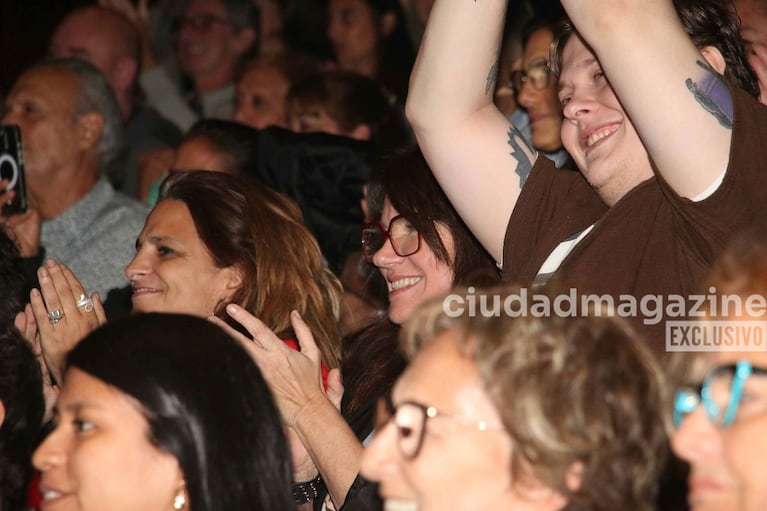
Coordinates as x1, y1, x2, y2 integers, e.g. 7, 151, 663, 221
30, 58, 125, 172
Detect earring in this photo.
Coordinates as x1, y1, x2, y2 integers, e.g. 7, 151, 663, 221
173, 493, 186, 510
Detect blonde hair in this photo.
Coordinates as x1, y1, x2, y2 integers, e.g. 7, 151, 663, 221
402, 285, 669, 511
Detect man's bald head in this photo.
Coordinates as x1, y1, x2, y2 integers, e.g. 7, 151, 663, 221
49, 6, 141, 116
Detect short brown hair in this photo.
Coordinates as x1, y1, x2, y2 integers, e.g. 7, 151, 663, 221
403, 286, 669, 511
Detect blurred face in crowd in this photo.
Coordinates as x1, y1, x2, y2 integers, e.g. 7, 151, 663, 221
33, 368, 184, 511
370, 199, 454, 324
233, 64, 289, 129
361, 330, 565, 511
172, 137, 229, 172
49, 8, 135, 100
286, 101, 371, 140
672, 347, 767, 511
175, 0, 255, 83
2, 67, 94, 185
258, 0, 285, 54
516, 26, 563, 152
125, 199, 240, 316
327, 0, 388, 71
287, 104, 345, 136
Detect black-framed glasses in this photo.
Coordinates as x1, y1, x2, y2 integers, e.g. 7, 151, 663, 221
172, 14, 233, 33
674, 359, 767, 428
510, 58, 552, 95
384, 396, 500, 460
361, 215, 421, 263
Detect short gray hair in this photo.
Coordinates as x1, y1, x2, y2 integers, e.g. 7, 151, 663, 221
30, 58, 125, 172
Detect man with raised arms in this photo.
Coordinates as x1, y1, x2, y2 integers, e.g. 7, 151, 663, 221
406, 0, 767, 347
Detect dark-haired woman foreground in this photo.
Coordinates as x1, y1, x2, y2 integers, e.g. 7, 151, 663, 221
33, 313, 296, 511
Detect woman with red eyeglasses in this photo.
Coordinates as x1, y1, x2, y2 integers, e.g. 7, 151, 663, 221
218, 146, 500, 510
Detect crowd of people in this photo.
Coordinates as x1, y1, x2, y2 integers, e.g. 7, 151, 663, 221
1, 0, 767, 511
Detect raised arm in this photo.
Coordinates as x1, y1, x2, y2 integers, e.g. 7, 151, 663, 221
561, 0, 734, 199
406, 0, 536, 263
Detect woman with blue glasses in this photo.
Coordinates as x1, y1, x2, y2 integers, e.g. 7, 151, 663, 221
671, 235, 767, 511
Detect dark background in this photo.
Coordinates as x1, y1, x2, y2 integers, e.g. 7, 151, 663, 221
0, 0, 91, 96
0, 0, 565, 97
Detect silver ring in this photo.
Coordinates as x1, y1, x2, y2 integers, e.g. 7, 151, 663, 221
47, 308, 64, 324
76, 293, 94, 313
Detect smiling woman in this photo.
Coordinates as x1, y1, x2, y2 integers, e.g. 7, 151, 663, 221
360, 291, 669, 511
27, 170, 342, 386
212, 147, 502, 511
128, 170, 342, 367
33, 313, 295, 511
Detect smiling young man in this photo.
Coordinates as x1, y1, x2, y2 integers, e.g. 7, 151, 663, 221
406, 0, 767, 347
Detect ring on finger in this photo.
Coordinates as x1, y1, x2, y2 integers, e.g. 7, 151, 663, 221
47, 308, 64, 324
76, 293, 95, 313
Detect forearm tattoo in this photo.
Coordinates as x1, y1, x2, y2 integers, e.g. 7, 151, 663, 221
686, 60, 734, 129
507, 126, 535, 187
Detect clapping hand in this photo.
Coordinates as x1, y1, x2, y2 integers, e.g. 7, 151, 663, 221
29, 259, 107, 383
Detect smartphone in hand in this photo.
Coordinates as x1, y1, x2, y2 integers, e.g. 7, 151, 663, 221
0, 125, 27, 216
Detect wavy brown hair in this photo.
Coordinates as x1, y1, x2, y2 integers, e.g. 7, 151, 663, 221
403, 287, 669, 511
159, 171, 342, 367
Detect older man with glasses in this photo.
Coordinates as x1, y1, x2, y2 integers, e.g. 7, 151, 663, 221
112, 0, 258, 132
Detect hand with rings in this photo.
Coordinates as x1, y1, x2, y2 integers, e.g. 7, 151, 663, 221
30, 259, 107, 383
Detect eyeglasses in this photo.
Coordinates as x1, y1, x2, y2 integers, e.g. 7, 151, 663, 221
674, 359, 767, 428
361, 215, 421, 263
172, 14, 233, 33
384, 397, 501, 460
510, 58, 553, 95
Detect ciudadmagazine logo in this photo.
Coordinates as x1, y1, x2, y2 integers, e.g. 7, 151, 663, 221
442, 287, 767, 351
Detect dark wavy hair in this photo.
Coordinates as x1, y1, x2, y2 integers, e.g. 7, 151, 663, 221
366, 147, 500, 289
0, 326, 44, 511
551, 0, 759, 99
66, 313, 295, 511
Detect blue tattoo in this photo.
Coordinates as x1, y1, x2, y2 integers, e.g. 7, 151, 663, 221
686, 60, 733, 129
508, 126, 534, 187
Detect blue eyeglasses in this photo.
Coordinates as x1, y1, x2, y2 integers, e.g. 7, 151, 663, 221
674, 359, 767, 428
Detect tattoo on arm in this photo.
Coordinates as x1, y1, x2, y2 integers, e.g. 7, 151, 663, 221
485, 48, 500, 95
685, 60, 733, 129
507, 126, 535, 187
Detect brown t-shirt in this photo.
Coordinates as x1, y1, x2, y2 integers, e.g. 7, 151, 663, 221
502, 84, 767, 350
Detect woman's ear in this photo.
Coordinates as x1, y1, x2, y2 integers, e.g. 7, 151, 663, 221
0, 401, 6, 428
700, 45, 727, 75
225, 265, 244, 291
